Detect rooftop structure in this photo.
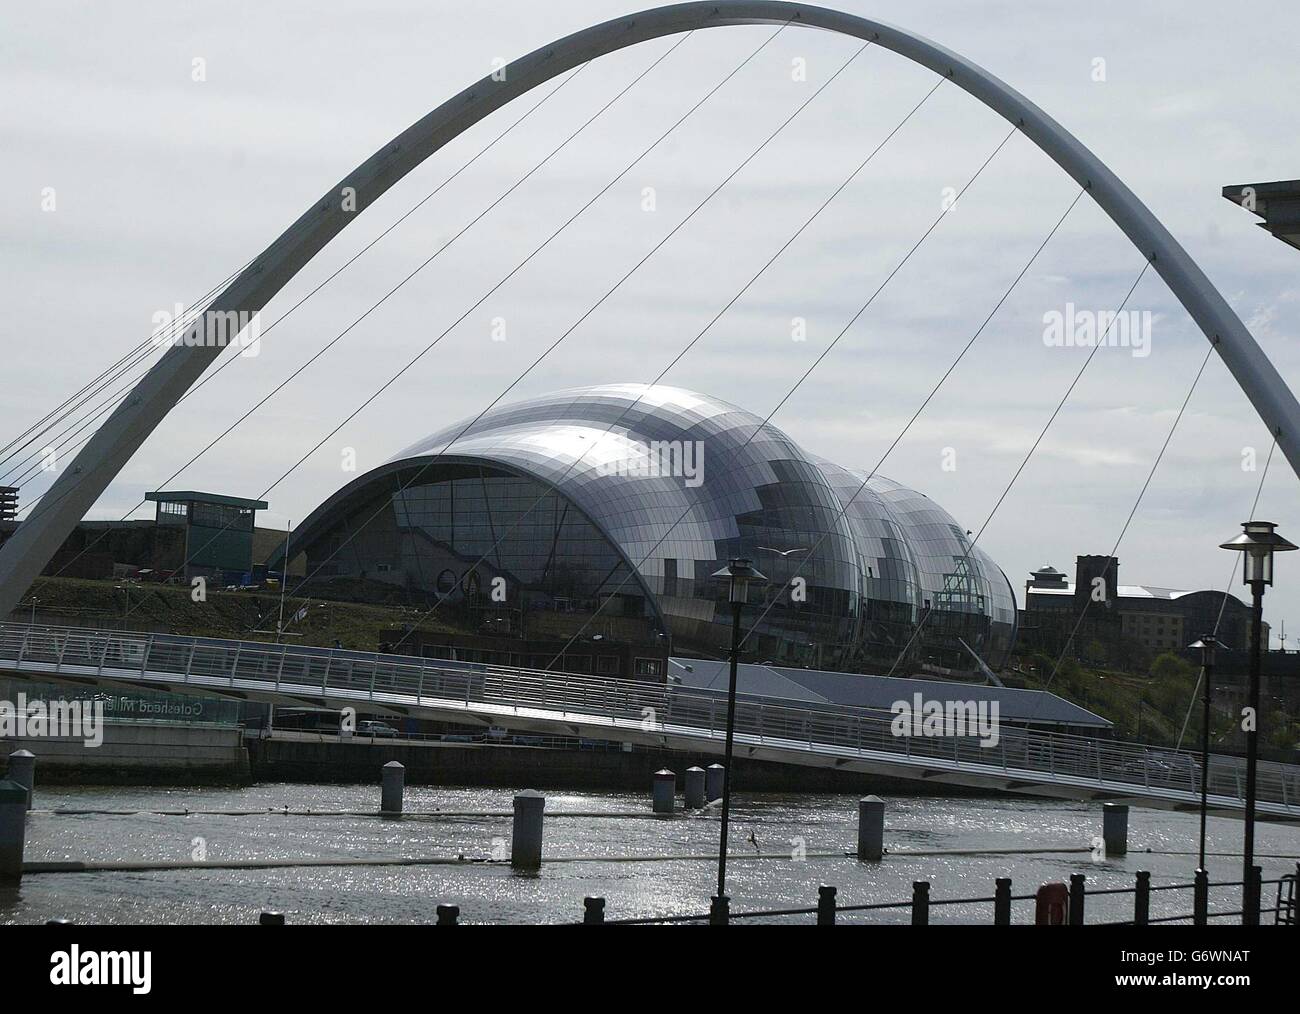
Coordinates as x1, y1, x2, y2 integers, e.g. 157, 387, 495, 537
144, 490, 269, 582
1223, 179, 1300, 252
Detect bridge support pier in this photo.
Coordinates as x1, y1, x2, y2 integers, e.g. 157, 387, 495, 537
705, 764, 724, 803
0, 780, 26, 884
1102, 802, 1128, 856
511, 790, 545, 869
858, 795, 885, 861
652, 769, 675, 814
6, 750, 34, 811
380, 761, 404, 816
684, 766, 706, 809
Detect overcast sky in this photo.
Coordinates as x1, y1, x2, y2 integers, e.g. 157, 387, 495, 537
4, 0, 1299, 645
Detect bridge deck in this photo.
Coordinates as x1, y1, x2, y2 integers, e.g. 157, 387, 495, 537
1, 623, 1296, 821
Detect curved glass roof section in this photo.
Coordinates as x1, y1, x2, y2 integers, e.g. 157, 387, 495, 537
295, 384, 1017, 671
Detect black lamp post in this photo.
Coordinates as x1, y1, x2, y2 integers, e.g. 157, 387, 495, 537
709, 557, 765, 922
1218, 520, 1296, 924
1188, 635, 1222, 871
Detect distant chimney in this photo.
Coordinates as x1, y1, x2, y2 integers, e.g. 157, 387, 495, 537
1074, 555, 1118, 610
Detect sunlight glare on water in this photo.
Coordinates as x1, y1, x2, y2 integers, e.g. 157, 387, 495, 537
3, 783, 1296, 925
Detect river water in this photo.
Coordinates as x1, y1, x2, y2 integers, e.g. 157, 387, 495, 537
3, 783, 1297, 924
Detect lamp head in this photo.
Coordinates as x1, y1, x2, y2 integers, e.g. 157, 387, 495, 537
1188, 635, 1223, 666
1219, 520, 1296, 586
712, 557, 767, 604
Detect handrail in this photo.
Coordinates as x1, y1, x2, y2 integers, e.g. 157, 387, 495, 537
1, 621, 1297, 811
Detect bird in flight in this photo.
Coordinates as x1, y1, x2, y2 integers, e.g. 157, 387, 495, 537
756, 546, 808, 557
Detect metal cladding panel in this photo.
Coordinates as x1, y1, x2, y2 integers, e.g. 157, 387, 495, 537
366, 384, 1017, 670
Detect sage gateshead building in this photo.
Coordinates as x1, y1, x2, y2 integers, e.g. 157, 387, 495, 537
283, 385, 1018, 673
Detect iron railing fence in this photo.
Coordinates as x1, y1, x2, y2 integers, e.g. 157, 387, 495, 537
580, 866, 1300, 926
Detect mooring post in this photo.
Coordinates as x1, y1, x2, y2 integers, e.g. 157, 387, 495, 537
1244, 865, 1262, 927
6, 750, 35, 811
911, 881, 930, 926
705, 763, 725, 803
436, 904, 459, 926
684, 766, 706, 809
258, 911, 285, 926
583, 897, 606, 924
1102, 802, 1129, 856
817, 885, 837, 926
1069, 873, 1086, 925
1193, 868, 1209, 927
1034, 882, 1069, 925
652, 769, 675, 814
857, 795, 884, 861
0, 781, 27, 884
380, 760, 404, 815
1134, 870, 1150, 926
994, 877, 1012, 925
511, 790, 545, 869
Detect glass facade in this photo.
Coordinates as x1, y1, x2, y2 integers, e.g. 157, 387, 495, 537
290, 385, 1017, 671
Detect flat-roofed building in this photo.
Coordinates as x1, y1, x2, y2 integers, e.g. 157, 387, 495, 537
145, 490, 269, 583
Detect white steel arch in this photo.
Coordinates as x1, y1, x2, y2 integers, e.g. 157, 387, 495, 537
1, 1, 1296, 618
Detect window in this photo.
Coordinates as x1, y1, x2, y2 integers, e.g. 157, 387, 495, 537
634, 657, 662, 677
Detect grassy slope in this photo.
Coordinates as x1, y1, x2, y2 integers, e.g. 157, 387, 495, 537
20, 576, 461, 650
1006, 650, 1297, 752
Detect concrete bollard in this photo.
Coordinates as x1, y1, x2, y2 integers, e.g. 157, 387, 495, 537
0, 780, 27, 884
436, 904, 460, 926
380, 761, 405, 815
705, 763, 725, 803
511, 790, 545, 869
652, 769, 675, 814
1102, 802, 1128, 856
684, 766, 706, 809
7, 750, 35, 811
857, 795, 885, 861
259, 911, 285, 926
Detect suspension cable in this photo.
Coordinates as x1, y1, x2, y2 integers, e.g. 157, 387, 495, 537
118, 24, 796, 618
727, 186, 1089, 660
295, 39, 877, 619
1174, 435, 1277, 749
539, 120, 1021, 669
1039, 339, 1215, 692
15, 58, 594, 530
386, 68, 949, 654
0, 276, 242, 472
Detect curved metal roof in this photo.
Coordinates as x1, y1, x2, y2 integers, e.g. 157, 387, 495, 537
286, 384, 1018, 668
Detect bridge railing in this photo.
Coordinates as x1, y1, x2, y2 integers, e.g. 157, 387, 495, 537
1, 622, 1296, 811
